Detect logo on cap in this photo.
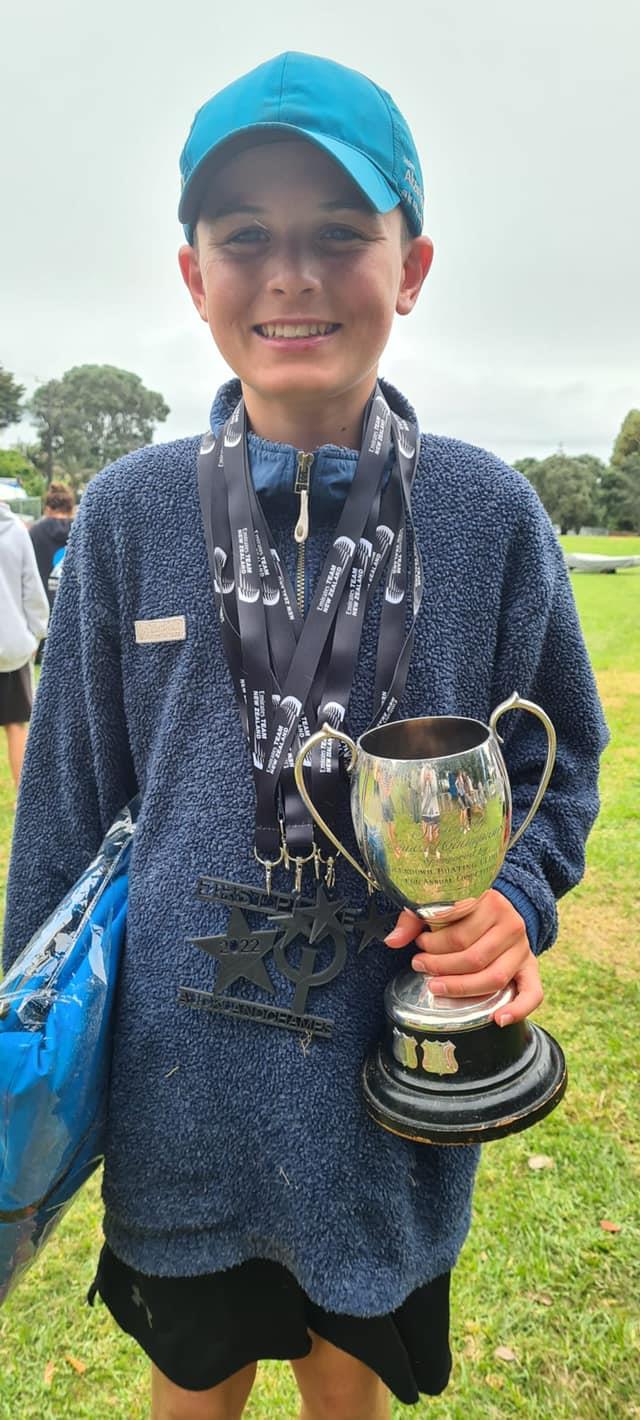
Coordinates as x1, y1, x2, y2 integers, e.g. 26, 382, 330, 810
403, 159, 423, 203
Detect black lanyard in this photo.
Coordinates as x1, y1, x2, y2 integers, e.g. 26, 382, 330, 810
198, 385, 423, 891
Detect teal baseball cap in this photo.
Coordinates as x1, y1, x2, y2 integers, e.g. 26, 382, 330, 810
179, 52, 424, 244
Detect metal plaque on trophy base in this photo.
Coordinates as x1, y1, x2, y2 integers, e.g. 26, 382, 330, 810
295, 693, 567, 1145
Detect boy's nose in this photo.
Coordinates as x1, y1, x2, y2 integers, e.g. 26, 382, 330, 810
264, 240, 322, 298
267, 276, 319, 298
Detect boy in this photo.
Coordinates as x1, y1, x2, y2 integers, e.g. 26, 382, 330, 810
3, 53, 607, 1420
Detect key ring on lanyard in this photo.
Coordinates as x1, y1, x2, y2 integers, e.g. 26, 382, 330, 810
312, 847, 344, 890
254, 846, 284, 895
279, 821, 317, 893
291, 848, 316, 895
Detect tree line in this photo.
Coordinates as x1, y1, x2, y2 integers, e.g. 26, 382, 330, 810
514, 411, 640, 534
0, 363, 169, 496
1, 361, 638, 531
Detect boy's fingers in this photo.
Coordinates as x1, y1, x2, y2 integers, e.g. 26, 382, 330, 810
412, 925, 525, 978
386, 895, 495, 952
493, 955, 544, 1025
412, 898, 504, 957
412, 951, 543, 1026
384, 910, 425, 948
384, 891, 528, 959
412, 943, 525, 1001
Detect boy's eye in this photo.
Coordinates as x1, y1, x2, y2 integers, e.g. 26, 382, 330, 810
321, 225, 365, 242
218, 222, 369, 250
225, 227, 270, 245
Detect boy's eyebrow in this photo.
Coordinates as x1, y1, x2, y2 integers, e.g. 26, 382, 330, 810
319, 198, 375, 213
204, 198, 375, 221
205, 202, 266, 221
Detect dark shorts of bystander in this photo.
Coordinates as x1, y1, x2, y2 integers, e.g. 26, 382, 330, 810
0, 663, 33, 726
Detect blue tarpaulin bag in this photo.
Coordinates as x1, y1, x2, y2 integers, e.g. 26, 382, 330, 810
0, 798, 138, 1303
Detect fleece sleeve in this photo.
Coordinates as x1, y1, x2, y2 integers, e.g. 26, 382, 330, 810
3, 475, 137, 973
491, 485, 609, 955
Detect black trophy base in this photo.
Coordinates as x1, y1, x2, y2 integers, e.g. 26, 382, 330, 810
362, 1022, 567, 1145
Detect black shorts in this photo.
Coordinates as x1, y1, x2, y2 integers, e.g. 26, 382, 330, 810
0, 663, 33, 725
87, 1244, 451, 1405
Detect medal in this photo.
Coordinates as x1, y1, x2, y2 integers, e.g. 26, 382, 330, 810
181, 876, 403, 1040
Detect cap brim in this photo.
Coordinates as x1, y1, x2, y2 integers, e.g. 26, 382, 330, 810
179, 123, 399, 237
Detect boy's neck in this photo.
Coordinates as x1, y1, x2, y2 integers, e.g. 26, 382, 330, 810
241, 374, 379, 453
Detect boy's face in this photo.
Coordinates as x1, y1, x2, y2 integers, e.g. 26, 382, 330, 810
179, 140, 432, 416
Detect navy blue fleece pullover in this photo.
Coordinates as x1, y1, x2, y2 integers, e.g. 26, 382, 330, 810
3, 380, 607, 1312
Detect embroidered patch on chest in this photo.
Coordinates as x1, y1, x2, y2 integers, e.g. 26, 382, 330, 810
134, 616, 186, 643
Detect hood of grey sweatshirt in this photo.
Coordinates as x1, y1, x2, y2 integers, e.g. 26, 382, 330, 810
0, 502, 50, 672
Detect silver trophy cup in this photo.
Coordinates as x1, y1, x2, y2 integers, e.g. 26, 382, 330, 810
294, 693, 567, 1144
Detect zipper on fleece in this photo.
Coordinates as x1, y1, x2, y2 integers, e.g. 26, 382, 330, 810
294, 452, 313, 615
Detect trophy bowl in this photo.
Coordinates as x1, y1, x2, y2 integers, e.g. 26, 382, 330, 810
295, 693, 567, 1144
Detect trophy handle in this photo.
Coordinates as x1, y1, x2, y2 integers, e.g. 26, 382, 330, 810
293, 725, 377, 889
489, 692, 557, 851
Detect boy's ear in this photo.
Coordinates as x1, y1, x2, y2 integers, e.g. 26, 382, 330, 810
178, 242, 209, 322
396, 236, 434, 317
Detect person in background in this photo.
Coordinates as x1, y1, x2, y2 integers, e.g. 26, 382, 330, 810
0, 499, 49, 791
29, 483, 75, 647
420, 763, 441, 859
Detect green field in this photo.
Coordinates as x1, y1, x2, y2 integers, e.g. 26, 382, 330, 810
0, 542, 638, 1418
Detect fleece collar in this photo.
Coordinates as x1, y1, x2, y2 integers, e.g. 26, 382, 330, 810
208, 378, 418, 520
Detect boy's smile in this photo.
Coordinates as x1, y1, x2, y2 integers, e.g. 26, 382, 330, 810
253, 320, 341, 348
179, 140, 432, 449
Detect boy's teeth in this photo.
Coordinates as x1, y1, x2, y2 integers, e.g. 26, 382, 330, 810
258, 322, 335, 338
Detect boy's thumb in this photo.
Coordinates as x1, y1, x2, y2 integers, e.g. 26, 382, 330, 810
383, 927, 406, 948
384, 910, 424, 948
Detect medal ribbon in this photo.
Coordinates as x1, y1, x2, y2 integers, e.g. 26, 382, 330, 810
197, 385, 423, 881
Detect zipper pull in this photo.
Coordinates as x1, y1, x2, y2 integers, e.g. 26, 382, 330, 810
294, 453, 313, 543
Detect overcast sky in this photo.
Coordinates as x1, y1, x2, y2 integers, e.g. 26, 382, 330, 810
1, 0, 638, 464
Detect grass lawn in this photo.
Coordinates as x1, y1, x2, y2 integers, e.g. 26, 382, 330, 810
0, 545, 638, 1417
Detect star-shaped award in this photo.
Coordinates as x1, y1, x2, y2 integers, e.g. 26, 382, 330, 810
307, 884, 348, 949
189, 907, 278, 995
353, 898, 397, 954
265, 902, 314, 950
267, 886, 349, 951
